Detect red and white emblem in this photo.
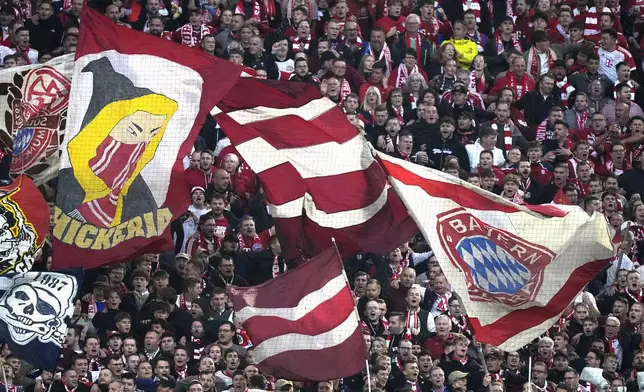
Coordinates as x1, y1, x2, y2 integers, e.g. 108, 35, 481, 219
436, 208, 556, 306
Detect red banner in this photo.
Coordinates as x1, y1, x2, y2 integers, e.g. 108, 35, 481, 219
51, 7, 242, 269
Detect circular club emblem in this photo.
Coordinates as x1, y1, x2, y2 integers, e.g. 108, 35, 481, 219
437, 208, 556, 306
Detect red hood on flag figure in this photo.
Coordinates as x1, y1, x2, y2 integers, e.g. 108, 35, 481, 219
58, 57, 177, 228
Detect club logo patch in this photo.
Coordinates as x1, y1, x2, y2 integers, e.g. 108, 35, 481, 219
436, 208, 555, 306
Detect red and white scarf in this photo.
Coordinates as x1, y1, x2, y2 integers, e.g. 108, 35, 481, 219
449, 314, 472, 336
344, 36, 364, 51
405, 33, 422, 63
390, 258, 410, 281
507, 72, 530, 100
179, 294, 192, 311
175, 366, 188, 380
369, 43, 392, 77
179, 24, 211, 47
575, 110, 590, 130
292, 35, 311, 53
271, 253, 286, 278
628, 289, 643, 303
13, 45, 32, 65
556, 78, 575, 107
236, 327, 253, 348
470, 71, 486, 94
406, 308, 420, 329
491, 122, 512, 153
339, 78, 351, 106
435, 291, 452, 312
393, 64, 419, 88
494, 32, 522, 54
527, 47, 555, 80
462, 0, 481, 23
238, 232, 264, 252
191, 336, 204, 360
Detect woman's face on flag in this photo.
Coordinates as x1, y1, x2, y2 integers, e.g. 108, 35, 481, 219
110, 111, 166, 145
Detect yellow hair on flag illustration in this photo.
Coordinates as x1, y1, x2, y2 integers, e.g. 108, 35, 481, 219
52, 7, 242, 269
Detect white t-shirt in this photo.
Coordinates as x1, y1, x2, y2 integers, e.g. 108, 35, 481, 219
598, 46, 635, 83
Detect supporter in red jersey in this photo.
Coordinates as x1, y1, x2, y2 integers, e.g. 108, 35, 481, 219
185, 150, 216, 190
237, 216, 269, 252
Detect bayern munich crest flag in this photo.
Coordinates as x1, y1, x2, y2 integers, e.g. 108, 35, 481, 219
378, 153, 616, 350
52, 7, 243, 269
0, 55, 73, 186
0, 269, 82, 370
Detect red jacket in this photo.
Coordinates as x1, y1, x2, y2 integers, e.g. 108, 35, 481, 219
185, 167, 214, 190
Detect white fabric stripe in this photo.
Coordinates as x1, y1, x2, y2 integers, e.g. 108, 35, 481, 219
495, 313, 562, 351
269, 185, 389, 228
254, 311, 360, 363
91, 139, 119, 174
210, 97, 337, 125
87, 200, 111, 226
113, 143, 145, 191
234, 134, 374, 178
236, 274, 346, 322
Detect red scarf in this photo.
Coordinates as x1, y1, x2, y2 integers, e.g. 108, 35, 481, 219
393, 106, 404, 124
292, 35, 311, 53
494, 32, 522, 54
175, 366, 188, 380
191, 336, 204, 360
179, 24, 211, 47
238, 232, 265, 252
14, 45, 32, 64
576, 111, 589, 130
393, 64, 418, 88
507, 72, 530, 100
628, 289, 642, 302
491, 122, 512, 153
528, 47, 554, 80
406, 308, 419, 329
470, 71, 486, 94
397, 146, 411, 161
339, 78, 351, 106
271, 253, 286, 278
389, 258, 409, 281
405, 33, 422, 63
436, 291, 452, 312
179, 294, 192, 311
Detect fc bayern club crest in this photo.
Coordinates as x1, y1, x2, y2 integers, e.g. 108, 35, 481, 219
436, 208, 556, 306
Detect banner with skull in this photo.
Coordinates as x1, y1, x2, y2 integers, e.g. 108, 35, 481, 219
0, 175, 49, 275
0, 269, 82, 370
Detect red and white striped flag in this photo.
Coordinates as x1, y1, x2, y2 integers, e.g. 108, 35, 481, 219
226, 246, 367, 381
211, 80, 417, 260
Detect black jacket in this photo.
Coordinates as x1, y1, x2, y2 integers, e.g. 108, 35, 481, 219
513, 91, 562, 127
425, 134, 471, 172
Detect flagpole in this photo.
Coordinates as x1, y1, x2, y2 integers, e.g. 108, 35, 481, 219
365, 359, 372, 392
528, 356, 533, 392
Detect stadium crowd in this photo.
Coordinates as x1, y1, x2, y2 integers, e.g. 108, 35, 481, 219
3, 0, 644, 392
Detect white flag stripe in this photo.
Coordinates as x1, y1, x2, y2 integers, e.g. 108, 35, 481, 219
236, 274, 346, 322
269, 186, 389, 228
210, 97, 336, 125
233, 134, 373, 178
253, 311, 360, 364
500, 314, 562, 350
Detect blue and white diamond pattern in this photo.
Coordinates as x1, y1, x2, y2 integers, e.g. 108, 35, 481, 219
12, 128, 34, 155
456, 236, 531, 295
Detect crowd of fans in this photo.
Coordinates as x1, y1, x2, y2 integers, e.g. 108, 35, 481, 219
3, 0, 644, 392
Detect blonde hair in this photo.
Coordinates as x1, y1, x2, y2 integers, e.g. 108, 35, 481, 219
361, 86, 382, 112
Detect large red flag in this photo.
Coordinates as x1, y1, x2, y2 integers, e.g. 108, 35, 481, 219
227, 246, 367, 381
212, 79, 418, 260
51, 8, 242, 269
